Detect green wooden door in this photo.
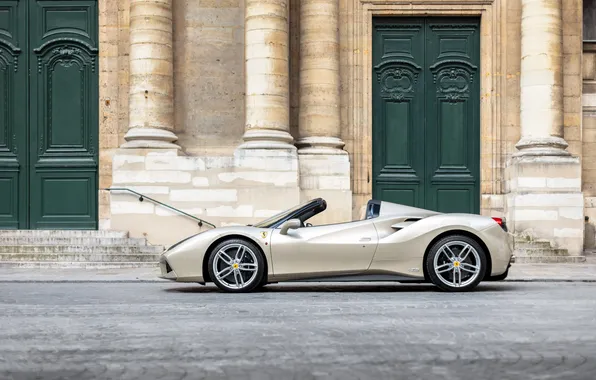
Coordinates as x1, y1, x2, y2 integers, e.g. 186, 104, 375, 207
372, 17, 480, 214
0, 0, 98, 230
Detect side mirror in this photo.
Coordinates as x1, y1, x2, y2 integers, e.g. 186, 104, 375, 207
280, 218, 301, 235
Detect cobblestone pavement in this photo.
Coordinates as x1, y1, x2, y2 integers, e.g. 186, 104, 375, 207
1, 282, 596, 380
2, 257, 596, 283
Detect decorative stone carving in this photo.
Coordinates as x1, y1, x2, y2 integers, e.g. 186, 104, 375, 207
374, 60, 421, 102
430, 60, 476, 103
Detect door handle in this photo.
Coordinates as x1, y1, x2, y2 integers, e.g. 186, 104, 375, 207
359, 237, 371, 242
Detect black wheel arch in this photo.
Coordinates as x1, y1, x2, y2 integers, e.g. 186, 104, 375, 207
202, 234, 268, 284
422, 229, 493, 282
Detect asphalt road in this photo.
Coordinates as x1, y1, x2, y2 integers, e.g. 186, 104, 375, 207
1, 282, 595, 380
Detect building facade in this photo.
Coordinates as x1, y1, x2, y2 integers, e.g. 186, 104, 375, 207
1, 0, 595, 261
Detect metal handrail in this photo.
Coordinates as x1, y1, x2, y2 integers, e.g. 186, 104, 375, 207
103, 187, 217, 229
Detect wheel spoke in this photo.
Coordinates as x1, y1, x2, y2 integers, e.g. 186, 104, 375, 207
235, 246, 246, 261
217, 250, 233, 265
452, 267, 462, 287
238, 263, 257, 272
458, 244, 472, 261
460, 263, 478, 273
216, 266, 234, 280
436, 263, 452, 273
234, 270, 244, 287
443, 246, 457, 261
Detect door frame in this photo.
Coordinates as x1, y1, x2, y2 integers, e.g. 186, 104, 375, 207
344, 0, 505, 218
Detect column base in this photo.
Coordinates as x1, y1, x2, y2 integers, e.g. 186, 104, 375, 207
505, 154, 584, 257
237, 129, 296, 151
296, 136, 347, 155
513, 136, 570, 157
121, 127, 181, 150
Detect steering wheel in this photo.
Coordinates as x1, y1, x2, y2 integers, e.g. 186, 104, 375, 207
305, 222, 313, 227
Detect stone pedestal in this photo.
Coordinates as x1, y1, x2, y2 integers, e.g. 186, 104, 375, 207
506, 156, 584, 260
505, 0, 585, 262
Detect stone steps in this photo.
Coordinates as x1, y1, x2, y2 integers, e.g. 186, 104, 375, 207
513, 256, 587, 264
0, 230, 164, 269
0, 237, 149, 246
0, 261, 159, 269
0, 230, 129, 238
0, 245, 163, 254
513, 240, 552, 249
513, 238, 587, 263
0, 253, 160, 262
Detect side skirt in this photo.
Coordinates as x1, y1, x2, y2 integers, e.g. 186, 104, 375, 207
290, 274, 428, 284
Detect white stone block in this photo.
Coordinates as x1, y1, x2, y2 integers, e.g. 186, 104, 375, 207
554, 228, 583, 238
170, 189, 237, 202
516, 177, 546, 188
513, 193, 583, 208
204, 156, 235, 169
318, 176, 351, 190
112, 155, 145, 170
146, 156, 205, 171
192, 177, 210, 187
111, 201, 155, 214
147, 150, 178, 157
254, 209, 280, 218
126, 186, 169, 195
156, 207, 204, 217
513, 209, 558, 221
559, 207, 584, 220
218, 172, 297, 187
546, 178, 581, 189
207, 205, 253, 218
113, 170, 191, 184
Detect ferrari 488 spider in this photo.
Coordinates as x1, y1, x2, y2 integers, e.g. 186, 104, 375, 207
159, 198, 514, 292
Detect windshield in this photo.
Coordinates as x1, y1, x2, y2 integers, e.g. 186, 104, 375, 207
252, 199, 315, 228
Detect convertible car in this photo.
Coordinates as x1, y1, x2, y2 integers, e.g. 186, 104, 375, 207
159, 198, 514, 292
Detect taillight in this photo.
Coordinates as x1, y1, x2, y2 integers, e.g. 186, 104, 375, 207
492, 217, 507, 232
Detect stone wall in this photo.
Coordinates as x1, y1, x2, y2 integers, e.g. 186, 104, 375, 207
98, 0, 590, 254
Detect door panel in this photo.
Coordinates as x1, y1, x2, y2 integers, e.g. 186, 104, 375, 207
270, 221, 379, 277
0, 0, 98, 230
425, 20, 480, 214
372, 19, 425, 209
0, 0, 27, 229
372, 17, 480, 214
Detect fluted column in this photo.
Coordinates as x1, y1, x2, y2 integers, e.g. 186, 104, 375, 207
122, 0, 179, 149
515, 0, 567, 156
239, 0, 294, 150
297, 0, 345, 155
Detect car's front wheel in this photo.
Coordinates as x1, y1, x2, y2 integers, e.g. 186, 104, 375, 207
207, 238, 266, 293
425, 235, 487, 292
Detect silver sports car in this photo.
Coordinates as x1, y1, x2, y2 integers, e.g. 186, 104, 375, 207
159, 198, 514, 292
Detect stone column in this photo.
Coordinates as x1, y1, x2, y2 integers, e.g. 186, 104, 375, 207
238, 0, 295, 150
297, 0, 345, 155
294, 0, 351, 224
516, 0, 567, 156
121, 0, 179, 149
506, 0, 584, 260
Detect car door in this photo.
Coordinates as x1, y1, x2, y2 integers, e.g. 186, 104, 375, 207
270, 220, 379, 277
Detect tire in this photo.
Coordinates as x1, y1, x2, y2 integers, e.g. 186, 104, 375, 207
425, 234, 487, 292
207, 238, 266, 293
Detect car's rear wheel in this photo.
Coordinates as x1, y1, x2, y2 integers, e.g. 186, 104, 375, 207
207, 238, 265, 293
425, 235, 487, 292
